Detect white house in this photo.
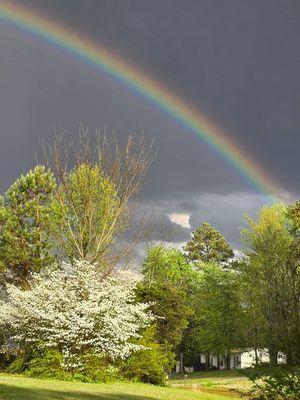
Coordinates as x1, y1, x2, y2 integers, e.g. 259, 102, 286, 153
199, 348, 286, 370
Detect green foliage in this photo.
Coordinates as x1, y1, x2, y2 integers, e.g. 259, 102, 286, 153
241, 204, 300, 365
137, 246, 196, 348
185, 222, 234, 265
8, 342, 171, 386
7, 357, 26, 374
9, 349, 120, 383
183, 263, 245, 366
121, 327, 173, 386
7, 349, 68, 380
24, 349, 69, 381
246, 367, 300, 400
75, 353, 120, 383
287, 200, 300, 235
141, 246, 198, 290
1, 158, 299, 384
0, 166, 56, 288
48, 163, 124, 266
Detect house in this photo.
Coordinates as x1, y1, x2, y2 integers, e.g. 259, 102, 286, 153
174, 360, 194, 373
199, 348, 286, 370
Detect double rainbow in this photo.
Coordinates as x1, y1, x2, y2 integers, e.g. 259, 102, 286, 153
0, 0, 284, 200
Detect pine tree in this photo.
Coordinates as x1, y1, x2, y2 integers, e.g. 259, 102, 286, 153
0, 165, 56, 288
185, 222, 234, 265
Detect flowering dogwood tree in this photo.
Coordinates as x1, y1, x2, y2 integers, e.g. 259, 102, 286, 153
0, 260, 153, 370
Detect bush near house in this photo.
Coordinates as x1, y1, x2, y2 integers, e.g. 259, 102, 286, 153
246, 366, 300, 400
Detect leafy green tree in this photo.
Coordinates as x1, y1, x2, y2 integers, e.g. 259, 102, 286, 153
0, 166, 56, 288
48, 163, 125, 268
44, 131, 153, 269
285, 201, 300, 364
183, 263, 245, 369
241, 204, 299, 365
238, 259, 266, 365
137, 246, 197, 349
287, 200, 300, 233
185, 222, 234, 265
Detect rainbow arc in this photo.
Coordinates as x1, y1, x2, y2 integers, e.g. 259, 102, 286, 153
0, 0, 284, 200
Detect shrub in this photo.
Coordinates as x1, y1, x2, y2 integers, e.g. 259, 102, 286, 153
246, 366, 300, 400
5, 330, 174, 385
120, 327, 174, 386
7, 357, 25, 374
11, 349, 121, 383
25, 349, 69, 381
74, 353, 120, 383
0, 260, 153, 370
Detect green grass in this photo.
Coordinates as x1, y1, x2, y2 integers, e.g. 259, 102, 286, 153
0, 374, 234, 400
170, 370, 251, 393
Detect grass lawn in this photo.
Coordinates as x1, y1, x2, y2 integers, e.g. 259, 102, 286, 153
170, 370, 251, 394
0, 374, 235, 400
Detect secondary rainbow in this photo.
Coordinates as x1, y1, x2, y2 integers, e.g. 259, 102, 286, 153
0, 0, 283, 200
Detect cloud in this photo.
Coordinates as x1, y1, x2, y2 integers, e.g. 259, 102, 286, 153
134, 190, 271, 251
185, 191, 272, 249
167, 212, 191, 229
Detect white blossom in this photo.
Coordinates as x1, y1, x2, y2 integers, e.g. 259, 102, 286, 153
0, 260, 153, 369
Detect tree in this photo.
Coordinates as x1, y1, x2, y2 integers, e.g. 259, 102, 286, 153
285, 201, 300, 364
0, 166, 56, 289
185, 222, 234, 265
43, 129, 153, 268
287, 200, 300, 232
137, 246, 197, 349
48, 163, 123, 267
0, 260, 153, 371
239, 259, 266, 365
241, 204, 298, 365
182, 263, 245, 370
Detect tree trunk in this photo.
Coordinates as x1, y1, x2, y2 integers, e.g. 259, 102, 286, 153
253, 321, 259, 365
254, 346, 259, 365
180, 352, 184, 375
205, 352, 210, 370
269, 348, 278, 367
286, 351, 294, 366
225, 353, 231, 370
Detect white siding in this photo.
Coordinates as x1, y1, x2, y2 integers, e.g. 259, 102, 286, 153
198, 349, 286, 370
240, 349, 268, 368
200, 354, 206, 363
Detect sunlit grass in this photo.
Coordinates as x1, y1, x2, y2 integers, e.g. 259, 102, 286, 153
0, 373, 233, 400
170, 370, 251, 393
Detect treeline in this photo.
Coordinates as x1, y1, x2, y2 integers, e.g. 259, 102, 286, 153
139, 205, 300, 370
0, 132, 299, 386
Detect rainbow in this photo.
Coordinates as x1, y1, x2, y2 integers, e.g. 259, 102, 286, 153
0, 0, 283, 200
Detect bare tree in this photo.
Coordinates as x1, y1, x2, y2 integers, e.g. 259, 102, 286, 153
41, 126, 154, 271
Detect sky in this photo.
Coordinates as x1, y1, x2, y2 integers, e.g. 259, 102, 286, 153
1, 0, 300, 252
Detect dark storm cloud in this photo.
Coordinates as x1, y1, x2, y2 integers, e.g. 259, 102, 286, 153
1, 0, 300, 252
0, 19, 252, 197
14, 0, 300, 193
127, 202, 192, 244
133, 190, 268, 250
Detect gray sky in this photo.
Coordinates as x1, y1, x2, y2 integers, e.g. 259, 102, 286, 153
1, 0, 300, 249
